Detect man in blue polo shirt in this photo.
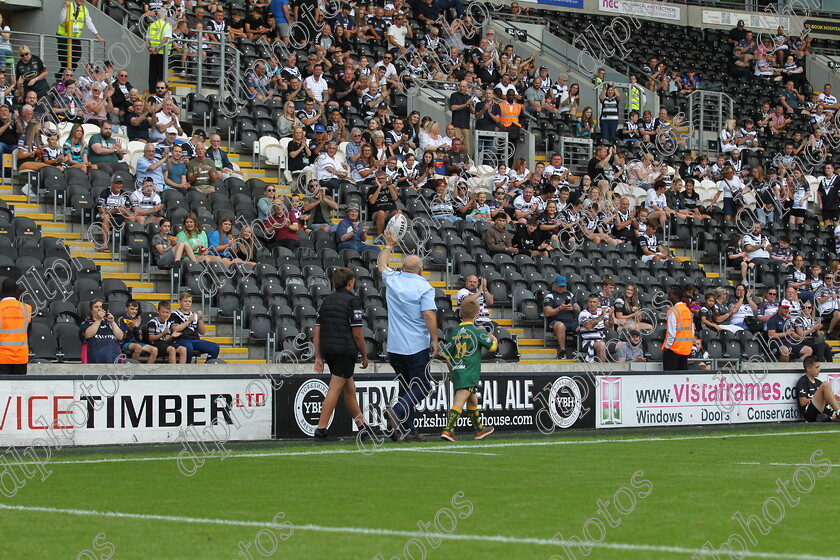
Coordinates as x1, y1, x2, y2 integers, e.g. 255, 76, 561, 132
378, 232, 438, 442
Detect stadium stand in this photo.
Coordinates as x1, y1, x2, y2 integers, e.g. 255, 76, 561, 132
4, 0, 840, 366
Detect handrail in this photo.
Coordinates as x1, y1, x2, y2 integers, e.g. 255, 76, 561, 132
4, 30, 101, 78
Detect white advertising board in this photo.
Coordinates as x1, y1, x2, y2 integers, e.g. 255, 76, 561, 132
0, 377, 272, 446
600, 0, 681, 21
594, 372, 833, 428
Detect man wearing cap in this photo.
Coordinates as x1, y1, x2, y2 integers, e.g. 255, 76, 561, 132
767, 302, 813, 362
88, 121, 129, 175
57, 0, 105, 80
97, 173, 134, 251
728, 19, 748, 47
180, 129, 205, 160
335, 203, 379, 253
662, 286, 694, 371
543, 276, 579, 359
155, 126, 185, 160
617, 331, 645, 362
15, 46, 49, 99
309, 124, 331, 158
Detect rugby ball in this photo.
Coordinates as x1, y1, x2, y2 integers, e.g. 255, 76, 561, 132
385, 213, 409, 242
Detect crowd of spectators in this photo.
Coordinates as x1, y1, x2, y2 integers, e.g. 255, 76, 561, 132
5, 1, 839, 367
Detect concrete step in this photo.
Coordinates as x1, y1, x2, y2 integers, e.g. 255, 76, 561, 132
16, 212, 53, 220
218, 347, 251, 358
0, 194, 26, 202
43, 231, 82, 239
93, 260, 126, 269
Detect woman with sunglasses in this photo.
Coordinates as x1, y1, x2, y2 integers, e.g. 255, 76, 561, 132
798, 301, 833, 361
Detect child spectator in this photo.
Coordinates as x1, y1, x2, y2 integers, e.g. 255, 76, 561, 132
118, 299, 159, 363
771, 234, 794, 270
170, 291, 221, 363
144, 300, 188, 364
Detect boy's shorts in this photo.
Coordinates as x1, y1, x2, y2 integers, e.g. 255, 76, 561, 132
802, 402, 825, 422
121, 341, 138, 353
152, 340, 176, 355
453, 386, 477, 394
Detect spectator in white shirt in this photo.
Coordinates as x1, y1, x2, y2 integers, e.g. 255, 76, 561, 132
303, 63, 329, 107
314, 142, 350, 191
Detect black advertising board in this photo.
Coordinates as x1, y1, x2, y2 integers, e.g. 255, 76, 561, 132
805, 20, 840, 36
274, 372, 595, 439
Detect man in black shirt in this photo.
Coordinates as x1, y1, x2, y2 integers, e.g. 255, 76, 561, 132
15, 46, 49, 99
449, 80, 474, 155
313, 267, 371, 440
513, 219, 550, 257
543, 275, 579, 359
474, 87, 500, 165
795, 356, 840, 422
367, 170, 400, 237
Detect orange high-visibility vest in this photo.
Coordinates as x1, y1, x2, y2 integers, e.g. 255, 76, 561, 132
0, 299, 32, 364
499, 101, 522, 128
662, 302, 693, 355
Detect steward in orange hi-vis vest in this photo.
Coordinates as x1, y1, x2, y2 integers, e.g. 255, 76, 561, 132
0, 278, 32, 375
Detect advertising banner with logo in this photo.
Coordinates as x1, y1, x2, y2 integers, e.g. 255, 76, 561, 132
594, 372, 828, 428
0, 377, 273, 446
521, 0, 584, 9
274, 373, 595, 438
804, 20, 840, 36
702, 10, 790, 30
600, 0, 681, 21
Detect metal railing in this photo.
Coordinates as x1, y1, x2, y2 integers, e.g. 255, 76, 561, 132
3, 30, 104, 79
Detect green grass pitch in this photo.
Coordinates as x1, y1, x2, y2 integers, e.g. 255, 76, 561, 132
2, 424, 839, 560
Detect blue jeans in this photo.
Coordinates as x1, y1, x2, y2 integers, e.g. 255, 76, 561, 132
338, 240, 381, 253
177, 339, 220, 362
600, 119, 619, 143
0, 142, 14, 154
388, 349, 432, 434
435, 0, 464, 17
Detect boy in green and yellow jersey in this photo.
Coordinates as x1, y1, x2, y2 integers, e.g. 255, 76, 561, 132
440, 300, 497, 442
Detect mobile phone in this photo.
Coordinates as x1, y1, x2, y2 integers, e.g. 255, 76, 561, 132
102, 303, 109, 312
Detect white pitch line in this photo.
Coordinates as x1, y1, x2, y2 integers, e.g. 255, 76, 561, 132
0, 503, 835, 560
3, 428, 838, 467
411, 449, 499, 456
737, 461, 840, 467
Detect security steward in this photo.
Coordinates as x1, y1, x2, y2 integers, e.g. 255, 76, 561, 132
146, 9, 172, 92
0, 278, 33, 375
497, 89, 524, 165
312, 267, 371, 441
662, 285, 694, 371
57, 0, 105, 79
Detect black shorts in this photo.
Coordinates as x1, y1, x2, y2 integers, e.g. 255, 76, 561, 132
802, 402, 824, 422
324, 353, 356, 379
152, 340, 176, 355
823, 208, 840, 221
790, 208, 807, 218
822, 311, 839, 322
